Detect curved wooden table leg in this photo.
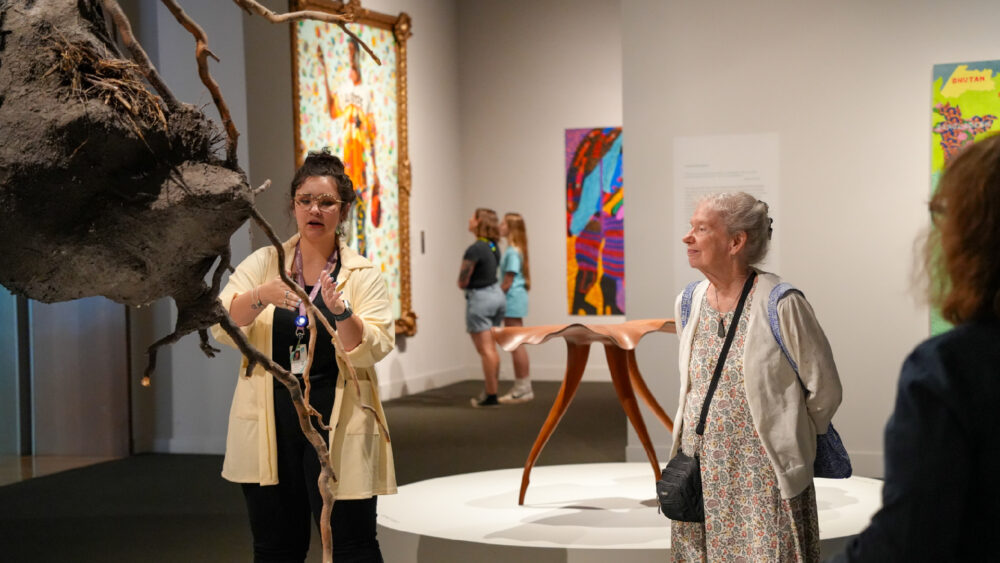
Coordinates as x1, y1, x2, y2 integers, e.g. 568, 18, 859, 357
604, 345, 661, 480
626, 350, 673, 433
519, 341, 590, 505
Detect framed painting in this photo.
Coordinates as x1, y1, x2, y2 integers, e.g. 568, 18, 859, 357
291, 0, 416, 335
565, 127, 625, 316
930, 60, 1000, 335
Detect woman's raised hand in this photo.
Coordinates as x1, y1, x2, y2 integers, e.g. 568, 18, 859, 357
258, 273, 301, 311
320, 269, 346, 314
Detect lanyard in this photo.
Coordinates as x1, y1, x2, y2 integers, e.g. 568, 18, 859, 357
293, 242, 339, 332
478, 237, 497, 253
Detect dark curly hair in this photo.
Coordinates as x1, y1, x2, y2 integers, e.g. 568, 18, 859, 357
290, 149, 355, 206
926, 132, 1000, 323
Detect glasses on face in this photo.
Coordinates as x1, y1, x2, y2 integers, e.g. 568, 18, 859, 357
294, 193, 342, 213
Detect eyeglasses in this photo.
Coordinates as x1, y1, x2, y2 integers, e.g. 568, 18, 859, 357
294, 193, 342, 213
928, 200, 947, 227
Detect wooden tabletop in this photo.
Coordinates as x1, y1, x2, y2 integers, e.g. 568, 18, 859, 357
492, 318, 676, 352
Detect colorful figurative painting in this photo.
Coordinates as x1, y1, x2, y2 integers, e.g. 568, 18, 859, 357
566, 127, 624, 316
930, 61, 1000, 335
292, 2, 416, 335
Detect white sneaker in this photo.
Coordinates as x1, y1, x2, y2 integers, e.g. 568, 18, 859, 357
498, 387, 534, 404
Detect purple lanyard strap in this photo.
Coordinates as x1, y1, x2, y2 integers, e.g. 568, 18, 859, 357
294, 242, 339, 330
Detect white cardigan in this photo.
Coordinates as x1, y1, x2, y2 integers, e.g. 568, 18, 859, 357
670, 271, 842, 499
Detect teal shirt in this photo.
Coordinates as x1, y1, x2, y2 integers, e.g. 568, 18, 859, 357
500, 247, 529, 317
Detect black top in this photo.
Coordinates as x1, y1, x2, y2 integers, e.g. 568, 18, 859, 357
463, 239, 500, 289
829, 318, 1000, 563
271, 261, 341, 388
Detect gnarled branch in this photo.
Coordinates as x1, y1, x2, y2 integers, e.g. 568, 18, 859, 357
100, 0, 180, 110
140, 201, 345, 562
235, 0, 381, 65
301, 307, 331, 430
159, 0, 240, 168
233, 0, 351, 23
215, 311, 338, 563
249, 206, 390, 439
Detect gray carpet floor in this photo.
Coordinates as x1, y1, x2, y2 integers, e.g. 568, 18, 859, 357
0, 380, 625, 562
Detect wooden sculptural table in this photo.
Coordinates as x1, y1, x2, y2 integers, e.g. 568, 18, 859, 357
491, 319, 677, 505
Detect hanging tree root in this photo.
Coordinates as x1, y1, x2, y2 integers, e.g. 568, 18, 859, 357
232, 0, 352, 23
141, 246, 230, 386
159, 0, 240, 168
215, 311, 340, 562
100, 0, 180, 111
139, 220, 342, 561
301, 308, 329, 428
234, 0, 382, 65
158, 0, 383, 170
93, 0, 390, 556
244, 184, 328, 426
250, 206, 391, 438
43, 32, 169, 140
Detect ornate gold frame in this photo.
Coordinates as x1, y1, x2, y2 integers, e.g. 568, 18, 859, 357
290, 0, 416, 336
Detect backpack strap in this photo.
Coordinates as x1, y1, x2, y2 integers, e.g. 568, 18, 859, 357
770, 282, 849, 475
768, 282, 805, 374
679, 280, 701, 330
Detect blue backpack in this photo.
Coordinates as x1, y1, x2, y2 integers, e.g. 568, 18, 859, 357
680, 280, 852, 479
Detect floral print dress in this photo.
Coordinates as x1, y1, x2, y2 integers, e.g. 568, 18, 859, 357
671, 286, 820, 563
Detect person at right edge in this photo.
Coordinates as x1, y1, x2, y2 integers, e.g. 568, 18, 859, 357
671, 191, 842, 562
828, 134, 1000, 562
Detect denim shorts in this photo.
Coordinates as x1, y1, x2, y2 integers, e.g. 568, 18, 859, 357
465, 283, 506, 333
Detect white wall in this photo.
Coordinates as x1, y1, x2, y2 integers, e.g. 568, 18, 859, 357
360, 0, 469, 397
32, 298, 130, 456
622, 0, 1000, 476
457, 0, 625, 383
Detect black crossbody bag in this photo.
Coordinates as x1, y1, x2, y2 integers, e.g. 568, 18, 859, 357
656, 272, 756, 522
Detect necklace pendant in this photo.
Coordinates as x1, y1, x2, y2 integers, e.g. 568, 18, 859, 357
717, 316, 726, 338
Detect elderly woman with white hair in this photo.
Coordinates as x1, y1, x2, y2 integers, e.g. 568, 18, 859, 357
668, 192, 843, 562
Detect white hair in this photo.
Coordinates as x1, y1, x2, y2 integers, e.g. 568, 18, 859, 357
698, 192, 772, 265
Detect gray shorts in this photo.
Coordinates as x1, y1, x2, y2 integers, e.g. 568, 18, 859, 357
465, 283, 506, 333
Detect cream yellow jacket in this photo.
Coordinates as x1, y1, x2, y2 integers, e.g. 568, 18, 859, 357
210, 234, 396, 499
670, 271, 842, 499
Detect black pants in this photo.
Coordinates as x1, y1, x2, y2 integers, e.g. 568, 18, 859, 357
241, 380, 383, 563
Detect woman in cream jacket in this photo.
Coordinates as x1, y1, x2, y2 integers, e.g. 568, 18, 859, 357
212, 150, 394, 562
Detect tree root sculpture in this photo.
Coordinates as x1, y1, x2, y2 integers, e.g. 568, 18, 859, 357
0, 2, 385, 561
99, 0, 180, 111
159, 0, 240, 167
234, 0, 381, 64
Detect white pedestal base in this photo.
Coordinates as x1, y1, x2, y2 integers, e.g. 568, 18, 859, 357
377, 462, 881, 562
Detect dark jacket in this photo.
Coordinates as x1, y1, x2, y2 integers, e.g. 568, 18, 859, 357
829, 318, 1000, 562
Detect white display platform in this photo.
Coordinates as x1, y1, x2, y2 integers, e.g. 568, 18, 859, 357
377, 462, 882, 563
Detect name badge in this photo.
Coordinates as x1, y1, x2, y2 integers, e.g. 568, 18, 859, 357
289, 343, 308, 375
